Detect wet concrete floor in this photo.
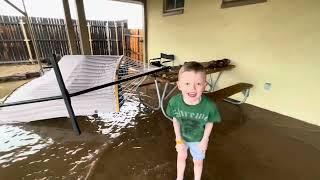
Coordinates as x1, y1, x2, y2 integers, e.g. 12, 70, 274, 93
1, 80, 320, 179
88, 101, 320, 180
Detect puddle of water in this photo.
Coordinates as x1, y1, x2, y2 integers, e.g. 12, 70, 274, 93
0, 96, 146, 179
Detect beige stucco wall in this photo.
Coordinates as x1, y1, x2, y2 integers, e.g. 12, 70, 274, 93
147, 0, 320, 125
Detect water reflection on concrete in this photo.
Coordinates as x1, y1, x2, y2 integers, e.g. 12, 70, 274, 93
0, 125, 54, 167
0, 96, 144, 179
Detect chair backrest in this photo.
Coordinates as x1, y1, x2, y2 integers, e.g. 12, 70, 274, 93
150, 53, 175, 67
160, 53, 174, 61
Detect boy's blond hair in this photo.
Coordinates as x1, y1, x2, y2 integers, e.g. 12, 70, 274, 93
178, 61, 206, 80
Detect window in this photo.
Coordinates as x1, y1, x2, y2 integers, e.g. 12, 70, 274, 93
163, 0, 185, 16
221, 0, 267, 8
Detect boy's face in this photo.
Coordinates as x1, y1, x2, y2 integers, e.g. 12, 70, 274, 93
177, 71, 207, 104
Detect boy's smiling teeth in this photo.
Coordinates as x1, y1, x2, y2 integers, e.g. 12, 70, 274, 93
187, 92, 197, 97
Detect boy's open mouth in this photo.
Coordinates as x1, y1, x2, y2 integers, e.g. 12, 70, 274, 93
187, 92, 197, 98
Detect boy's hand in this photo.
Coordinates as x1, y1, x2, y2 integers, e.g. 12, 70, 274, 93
198, 137, 209, 153
175, 143, 187, 152
175, 140, 187, 152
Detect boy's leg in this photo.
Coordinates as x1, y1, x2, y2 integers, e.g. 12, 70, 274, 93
193, 159, 203, 180
176, 145, 188, 180
187, 142, 205, 180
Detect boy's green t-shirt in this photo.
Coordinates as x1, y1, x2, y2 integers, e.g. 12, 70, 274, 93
166, 94, 221, 142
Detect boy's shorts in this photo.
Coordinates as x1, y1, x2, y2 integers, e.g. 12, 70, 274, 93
185, 142, 205, 160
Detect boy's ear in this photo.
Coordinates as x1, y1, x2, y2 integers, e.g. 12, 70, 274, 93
204, 81, 208, 90
176, 81, 181, 90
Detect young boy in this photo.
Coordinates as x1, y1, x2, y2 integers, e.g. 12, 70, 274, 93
166, 61, 221, 180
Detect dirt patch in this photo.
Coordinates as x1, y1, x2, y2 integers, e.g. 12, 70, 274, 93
0, 64, 40, 77
0, 80, 31, 99
0, 64, 38, 99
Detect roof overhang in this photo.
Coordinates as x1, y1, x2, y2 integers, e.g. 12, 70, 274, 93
111, 0, 144, 5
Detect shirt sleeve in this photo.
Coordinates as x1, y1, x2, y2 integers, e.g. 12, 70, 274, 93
207, 102, 221, 123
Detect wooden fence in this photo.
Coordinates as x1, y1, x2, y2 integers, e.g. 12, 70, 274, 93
0, 15, 143, 64
125, 29, 144, 61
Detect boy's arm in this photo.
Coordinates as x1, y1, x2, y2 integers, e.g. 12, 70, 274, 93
202, 122, 214, 141
172, 117, 183, 141
199, 122, 214, 152
202, 100, 220, 141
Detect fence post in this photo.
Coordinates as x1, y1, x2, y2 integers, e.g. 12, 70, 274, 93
105, 21, 111, 55
62, 0, 78, 55
87, 22, 93, 55
114, 21, 119, 55
24, 16, 44, 74
121, 21, 125, 56
19, 19, 34, 63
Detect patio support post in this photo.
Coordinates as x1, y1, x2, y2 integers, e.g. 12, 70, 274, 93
142, 0, 148, 67
62, 0, 78, 55
74, 0, 91, 55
